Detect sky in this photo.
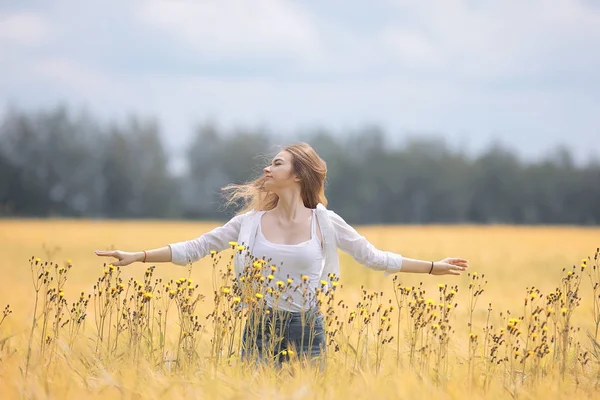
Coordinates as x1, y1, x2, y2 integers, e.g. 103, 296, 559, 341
1, 0, 599, 170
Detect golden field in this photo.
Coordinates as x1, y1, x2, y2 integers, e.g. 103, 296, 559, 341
0, 219, 599, 399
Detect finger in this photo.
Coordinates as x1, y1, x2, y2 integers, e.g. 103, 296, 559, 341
451, 261, 469, 268
95, 250, 116, 257
448, 258, 468, 265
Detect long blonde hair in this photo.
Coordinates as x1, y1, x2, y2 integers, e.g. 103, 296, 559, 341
222, 142, 328, 215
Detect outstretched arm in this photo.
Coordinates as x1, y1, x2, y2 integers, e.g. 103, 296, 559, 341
95, 212, 246, 267
168, 212, 245, 265
328, 210, 468, 276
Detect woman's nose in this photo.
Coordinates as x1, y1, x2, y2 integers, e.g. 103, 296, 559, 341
263, 166, 271, 174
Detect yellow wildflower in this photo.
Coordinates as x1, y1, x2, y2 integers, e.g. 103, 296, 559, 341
229, 241, 238, 247
255, 293, 264, 299
237, 245, 246, 251
221, 287, 231, 294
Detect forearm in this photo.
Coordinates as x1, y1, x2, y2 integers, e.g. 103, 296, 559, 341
133, 246, 173, 263
398, 257, 435, 274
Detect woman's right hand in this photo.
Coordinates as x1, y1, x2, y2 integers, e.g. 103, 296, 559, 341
94, 250, 141, 267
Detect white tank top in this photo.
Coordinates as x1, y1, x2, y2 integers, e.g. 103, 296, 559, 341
251, 209, 324, 312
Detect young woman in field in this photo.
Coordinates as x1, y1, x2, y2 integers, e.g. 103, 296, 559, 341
95, 142, 469, 368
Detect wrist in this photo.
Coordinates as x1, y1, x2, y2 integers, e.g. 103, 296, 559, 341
135, 251, 145, 263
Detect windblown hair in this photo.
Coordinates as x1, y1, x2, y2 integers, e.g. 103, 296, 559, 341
222, 142, 328, 215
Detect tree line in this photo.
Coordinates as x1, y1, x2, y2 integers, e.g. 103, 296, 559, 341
1, 105, 598, 225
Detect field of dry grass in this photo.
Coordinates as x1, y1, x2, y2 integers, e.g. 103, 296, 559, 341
0, 219, 599, 399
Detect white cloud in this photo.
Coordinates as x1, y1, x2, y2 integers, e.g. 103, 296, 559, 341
136, 0, 322, 61
378, 0, 600, 79
0, 12, 50, 46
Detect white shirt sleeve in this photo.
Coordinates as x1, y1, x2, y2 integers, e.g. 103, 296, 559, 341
168, 213, 245, 266
328, 210, 403, 274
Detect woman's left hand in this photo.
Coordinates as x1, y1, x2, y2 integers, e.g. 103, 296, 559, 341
432, 258, 469, 275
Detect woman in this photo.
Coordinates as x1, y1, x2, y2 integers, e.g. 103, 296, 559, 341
95, 142, 469, 368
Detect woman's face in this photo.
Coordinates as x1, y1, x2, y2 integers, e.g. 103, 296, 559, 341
263, 150, 299, 191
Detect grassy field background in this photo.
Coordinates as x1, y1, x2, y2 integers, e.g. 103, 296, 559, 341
0, 219, 599, 399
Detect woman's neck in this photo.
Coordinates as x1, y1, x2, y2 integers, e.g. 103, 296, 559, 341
271, 190, 307, 221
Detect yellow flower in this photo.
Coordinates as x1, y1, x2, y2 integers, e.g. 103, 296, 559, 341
287, 278, 294, 284
255, 293, 264, 299
237, 245, 246, 251
447, 304, 453, 309
267, 274, 274, 280
59, 291, 65, 298
438, 284, 444, 289
425, 299, 434, 305
332, 282, 339, 287
187, 279, 193, 283
233, 297, 241, 303
450, 290, 457, 295
320, 280, 327, 286
270, 266, 277, 272
432, 323, 440, 330
229, 241, 238, 247
472, 272, 478, 277
221, 287, 231, 294
210, 250, 217, 255
143, 292, 154, 299
287, 350, 295, 356
276, 281, 285, 287
169, 290, 176, 296
35, 257, 41, 262
561, 307, 568, 316
302, 275, 309, 282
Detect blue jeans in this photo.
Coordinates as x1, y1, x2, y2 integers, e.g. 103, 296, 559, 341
241, 306, 326, 369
